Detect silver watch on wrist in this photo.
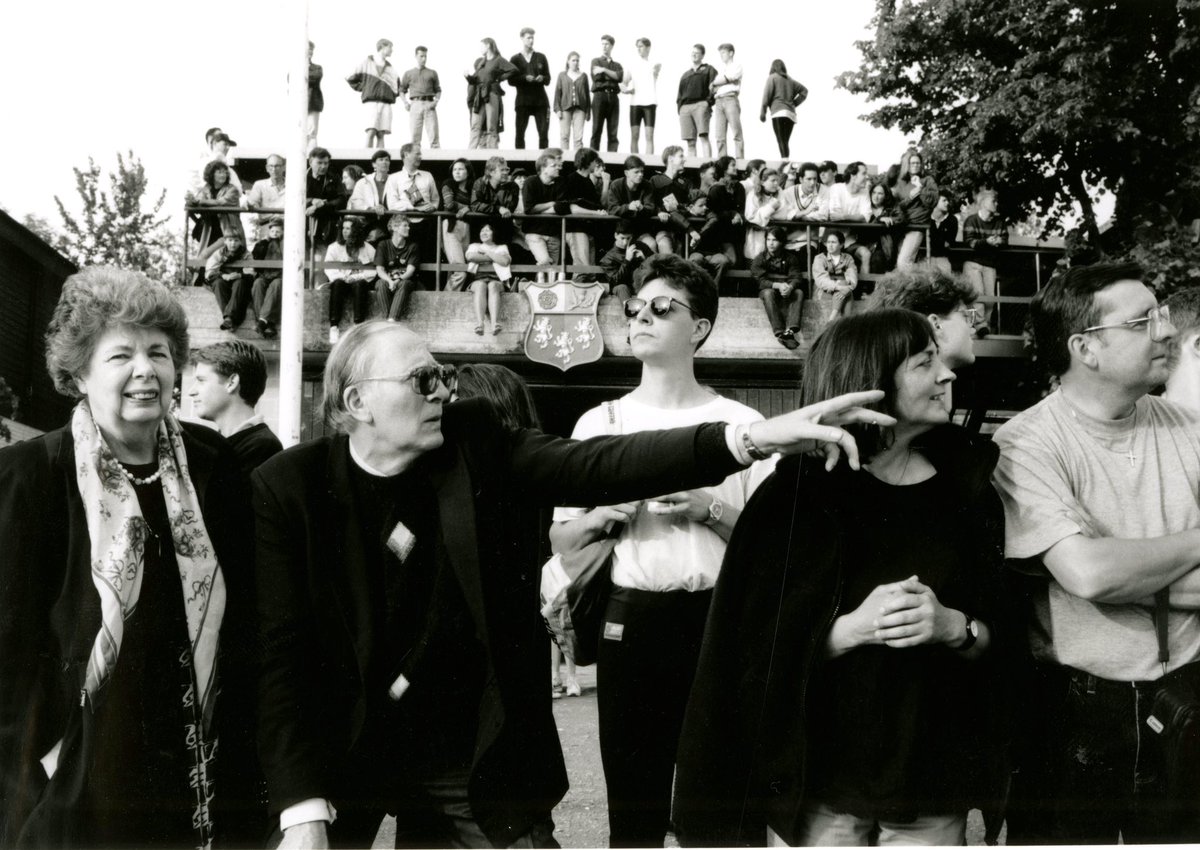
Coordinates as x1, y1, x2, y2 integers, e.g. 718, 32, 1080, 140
704, 497, 724, 526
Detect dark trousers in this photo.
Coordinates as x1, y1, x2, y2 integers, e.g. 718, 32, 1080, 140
591, 92, 620, 152
329, 279, 373, 325
252, 275, 282, 325
514, 105, 550, 149
1006, 662, 1200, 844
597, 586, 712, 848
212, 275, 250, 326
377, 277, 422, 320
759, 287, 804, 334
301, 767, 560, 849
771, 117, 795, 158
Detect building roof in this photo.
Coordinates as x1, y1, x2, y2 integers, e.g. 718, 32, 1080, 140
0, 209, 76, 275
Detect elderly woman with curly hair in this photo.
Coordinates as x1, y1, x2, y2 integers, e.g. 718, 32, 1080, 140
0, 267, 263, 847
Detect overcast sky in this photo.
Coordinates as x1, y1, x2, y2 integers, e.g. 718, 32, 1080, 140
1, 0, 912, 227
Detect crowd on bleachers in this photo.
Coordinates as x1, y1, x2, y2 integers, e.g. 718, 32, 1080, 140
187, 126, 1008, 348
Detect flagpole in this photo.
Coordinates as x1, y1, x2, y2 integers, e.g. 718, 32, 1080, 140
278, 0, 311, 447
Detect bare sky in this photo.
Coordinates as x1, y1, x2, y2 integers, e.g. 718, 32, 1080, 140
1, 0, 911, 226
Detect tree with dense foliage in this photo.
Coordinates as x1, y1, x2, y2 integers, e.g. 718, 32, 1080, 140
838, 0, 1200, 289
24, 152, 183, 286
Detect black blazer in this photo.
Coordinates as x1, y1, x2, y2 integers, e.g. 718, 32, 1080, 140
251, 399, 741, 845
508, 52, 551, 108
0, 422, 260, 847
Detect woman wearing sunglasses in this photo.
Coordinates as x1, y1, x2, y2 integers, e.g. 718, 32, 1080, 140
550, 255, 777, 848
674, 309, 1010, 847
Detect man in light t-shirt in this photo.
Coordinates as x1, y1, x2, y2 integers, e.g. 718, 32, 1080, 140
550, 255, 774, 849
621, 37, 660, 156
709, 43, 743, 158
992, 262, 1200, 844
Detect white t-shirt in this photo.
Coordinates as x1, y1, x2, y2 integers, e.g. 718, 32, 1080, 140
626, 57, 658, 107
993, 390, 1200, 680
828, 183, 872, 223
552, 394, 775, 592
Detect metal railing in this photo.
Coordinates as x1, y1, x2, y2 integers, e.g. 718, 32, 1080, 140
184, 204, 961, 296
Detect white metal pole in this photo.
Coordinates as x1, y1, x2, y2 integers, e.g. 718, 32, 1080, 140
278, 0, 311, 447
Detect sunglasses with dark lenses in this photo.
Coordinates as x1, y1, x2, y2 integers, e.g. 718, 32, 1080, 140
358, 363, 458, 396
622, 296, 701, 319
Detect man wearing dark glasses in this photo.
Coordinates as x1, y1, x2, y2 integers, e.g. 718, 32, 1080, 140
550, 255, 776, 848
252, 318, 891, 850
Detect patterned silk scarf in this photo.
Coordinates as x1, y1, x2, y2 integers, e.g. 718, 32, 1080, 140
71, 400, 227, 731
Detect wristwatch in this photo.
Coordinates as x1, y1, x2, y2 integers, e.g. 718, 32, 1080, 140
956, 612, 979, 651
704, 497, 724, 527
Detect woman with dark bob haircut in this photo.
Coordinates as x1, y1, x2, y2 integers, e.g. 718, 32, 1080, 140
0, 267, 263, 846
674, 309, 1010, 847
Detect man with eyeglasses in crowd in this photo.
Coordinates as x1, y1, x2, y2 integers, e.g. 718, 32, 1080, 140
992, 263, 1200, 844
245, 153, 287, 246
868, 265, 980, 371
550, 255, 775, 848
253, 310, 893, 849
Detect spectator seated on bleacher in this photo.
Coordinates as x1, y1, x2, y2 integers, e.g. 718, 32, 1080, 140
325, 217, 377, 344
441, 158, 475, 291
559, 147, 608, 274
818, 159, 838, 195
349, 149, 393, 214
751, 226, 803, 350
777, 161, 827, 252
374, 213, 420, 322
251, 217, 285, 338
649, 146, 693, 256
607, 155, 659, 255
891, 149, 939, 269
245, 153, 287, 246
465, 222, 512, 335
812, 230, 858, 321
740, 159, 768, 206
864, 180, 900, 273
700, 156, 745, 281
927, 190, 960, 274
469, 156, 520, 255
201, 233, 250, 333
599, 220, 648, 304
188, 159, 246, 252
744, 168, 785, 261
305, 147, 347, 249
521, 151, 567, 282
961, 188, 1008, 333
828, 161, 873, 272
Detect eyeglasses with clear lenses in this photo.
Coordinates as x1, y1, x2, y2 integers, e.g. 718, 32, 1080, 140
622, 296, 701, 320
356, 363, 458, 396
959, 306, 981, 326
1081, 304, 1172, 338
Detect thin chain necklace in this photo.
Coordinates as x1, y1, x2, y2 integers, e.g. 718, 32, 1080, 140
1061, 390, 1139, 468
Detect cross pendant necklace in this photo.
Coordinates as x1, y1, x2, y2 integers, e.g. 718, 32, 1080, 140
1062, 390, 1139, 468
